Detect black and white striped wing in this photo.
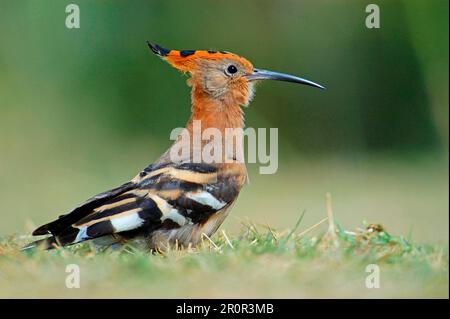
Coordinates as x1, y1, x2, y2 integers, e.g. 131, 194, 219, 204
31, 162, 241, 248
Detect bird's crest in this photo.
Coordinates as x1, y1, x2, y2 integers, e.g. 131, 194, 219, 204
147, 42, 253, 73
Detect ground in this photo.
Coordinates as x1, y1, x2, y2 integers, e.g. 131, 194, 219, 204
0, 154, 448, 298
1, 214, 447, 298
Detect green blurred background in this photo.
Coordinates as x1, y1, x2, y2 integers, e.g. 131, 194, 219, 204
0, 0, 448, 244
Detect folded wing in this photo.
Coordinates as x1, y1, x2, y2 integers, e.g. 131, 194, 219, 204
29, 162, 242, 249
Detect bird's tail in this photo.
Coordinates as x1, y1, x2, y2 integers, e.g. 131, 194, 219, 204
21, 237, 59, 251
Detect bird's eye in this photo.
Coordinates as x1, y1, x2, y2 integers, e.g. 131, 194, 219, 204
226, 65, 238, 75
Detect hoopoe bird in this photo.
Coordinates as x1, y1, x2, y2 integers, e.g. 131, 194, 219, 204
27, 43, 324, 251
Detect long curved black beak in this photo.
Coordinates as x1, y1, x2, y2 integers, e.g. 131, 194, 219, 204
245, 68, 325, 90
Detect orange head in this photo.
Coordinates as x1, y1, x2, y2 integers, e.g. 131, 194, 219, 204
147, 42, 324, 108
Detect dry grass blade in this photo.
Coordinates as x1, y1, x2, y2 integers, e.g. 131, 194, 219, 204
201, 233, 220, 251
323, 192, 339, 248
221, 230, 234, 249
298, 217, 328, 238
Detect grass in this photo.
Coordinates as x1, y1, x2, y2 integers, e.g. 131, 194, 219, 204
1, 204, 448, 298
0, 133, 448, 298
